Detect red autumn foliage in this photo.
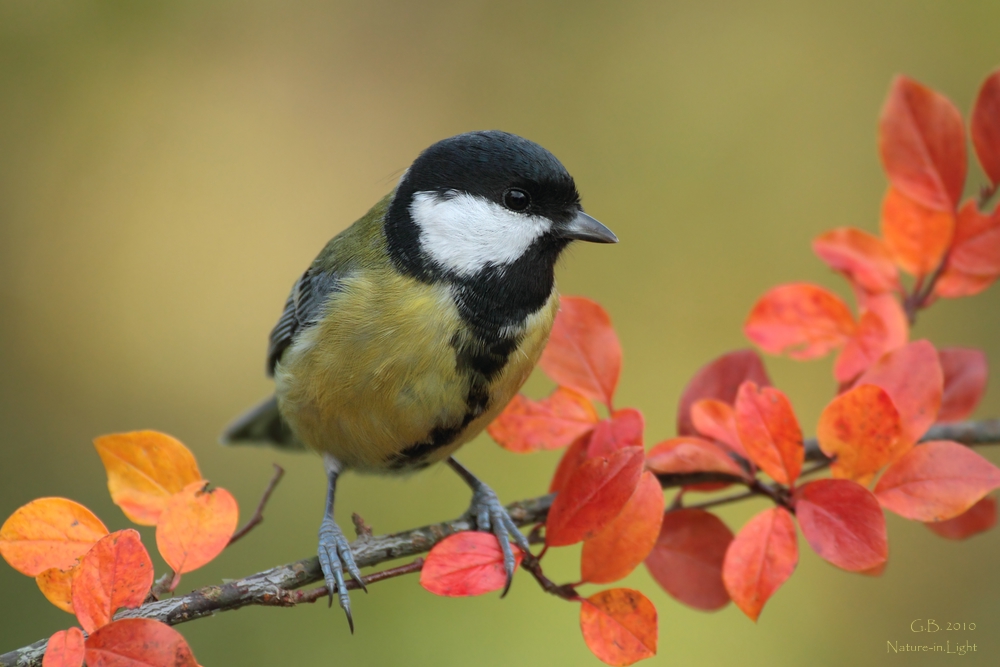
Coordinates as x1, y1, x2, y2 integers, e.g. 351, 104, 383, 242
722, 507, 798, 622
644, 509, 732, 611
937, 347, 988, 422
689, 399, 746, 458
816, 384, 903, 483
744, 284, 856, 360
420, 532, 523, 596
793, 479, 888, 572
936, 203, 1000, 298
72, 530, 153, 634
487, 387, 598, 453
155, 482, 239, 575
84, 619, 197, 667
972, 70, 1000, 185
925, 496, 997, 541
644, 437, 746, 480
880, 186, 955, 278
539, 296, 621, 408
43, 628, 85, 667
579, 589, 657, 667
676, 349, 771, 437
812, 227, 900, 293
734, 382, 803, 486
549, 433, 592, 494
588, 409, 645, 457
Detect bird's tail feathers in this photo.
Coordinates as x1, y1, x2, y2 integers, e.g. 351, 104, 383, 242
221, 395, 305, 451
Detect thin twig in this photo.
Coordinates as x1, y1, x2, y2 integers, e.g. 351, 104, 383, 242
228, 464, 285, 546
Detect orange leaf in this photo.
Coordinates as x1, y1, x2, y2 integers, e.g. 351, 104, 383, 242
833, 311, 889, 384
0, 498, 108, 577
487, 387, 598, 453
72, 530, 154, 634
880, 186, 956, 277
420, 532, 522, 596
644, 437, 746, 479
690, 399, 747, 458
644, 509, 732, 611
539, 296, 621, 408
812, 227, 900, 293
817, 384, 904, 483
676, 349, 771, 436
587, 409, 645, 457
744, 283, 857, 360
581, 472, 664, 584
84, 618, 197, 667
793, 479, 887, 572
972, 68, 1000, 185
94, 431, 203, 526
37, 564, 80, 614
43, 628, 85, 667
546, 447, 644, 547
926, 496, 997, 540
156, 482, 238, 574
579, 589, 657, 666
856, 290, 909, 353
855, 340, 942, 445
874, 441, 1000, 521
734, 382, 803, 485
937, 347, 988, 422
878, 75, 966, 211
549, 432, 592, 494
722, 507, 798, 622
936, 202, 1000, 298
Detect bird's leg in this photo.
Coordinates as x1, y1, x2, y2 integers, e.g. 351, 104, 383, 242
318, 453, 367, 632
447, 456, 531, 596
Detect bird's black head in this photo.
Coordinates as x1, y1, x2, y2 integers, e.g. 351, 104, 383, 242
386, 130, 615, 284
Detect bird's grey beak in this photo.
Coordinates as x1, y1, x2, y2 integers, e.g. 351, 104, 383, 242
559, 211, 618, 244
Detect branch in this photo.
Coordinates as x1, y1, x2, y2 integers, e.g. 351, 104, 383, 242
4, 418, 999, 667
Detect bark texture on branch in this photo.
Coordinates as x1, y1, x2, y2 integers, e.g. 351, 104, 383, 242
3, 418, 998, 667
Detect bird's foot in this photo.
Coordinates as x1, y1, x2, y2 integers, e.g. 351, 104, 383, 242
464, 480, 531, 596
318, 515, 367, 632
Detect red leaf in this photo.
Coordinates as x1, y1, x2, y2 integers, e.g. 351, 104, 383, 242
744, 283, 857, 360
546, 447, 644, 547
549, 433, 592, 494
812, 227, 900, 293
722, 507, 798, 622
937, 347, 988, 422
539, 296, 621, 408
487, 388, 598, 453
855, 340, 943, 445
972, 69, 1000, 185
936, 202, 1000, 298
816, 384, 904, 483
793, 479, 887, 572
834, 311, 890, 384
676, 349, 771, 437
588, 409, 645, 457
734, 382, 803, 485
880, 186, 956, 278
419, 532, 522, 596
84, 619, 197, 667
926, 496, 997, 540
875, 441, 1000, 521
690, 399, 747, 458
582, 472, 664, 584
156, 482, 238, 575
855, 290, 909, 353
644, 437, 746, 479
43, 628, 85, 667
72, 530, 154, 634
645, 509, 732, 611
878, 75, 966, 211
579, 589, 657, 666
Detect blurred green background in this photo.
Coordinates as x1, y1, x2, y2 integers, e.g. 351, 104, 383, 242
2, 1, 999, 665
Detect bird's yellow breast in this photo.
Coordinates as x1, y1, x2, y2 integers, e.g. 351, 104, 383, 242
273, 267, 558, 473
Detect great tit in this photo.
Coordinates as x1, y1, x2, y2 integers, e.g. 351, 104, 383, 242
223, 130, 617, 629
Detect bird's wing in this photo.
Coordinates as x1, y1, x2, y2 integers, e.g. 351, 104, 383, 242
266, 267, 341, 376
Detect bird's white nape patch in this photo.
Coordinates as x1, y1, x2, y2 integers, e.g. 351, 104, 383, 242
409, 190, 552, 276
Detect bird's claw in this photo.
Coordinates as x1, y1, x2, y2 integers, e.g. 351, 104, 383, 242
465, 481, 530, 597
318, 516, 366, 633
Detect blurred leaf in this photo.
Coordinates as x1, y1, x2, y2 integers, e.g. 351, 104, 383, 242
925, 496, 997, 540
935, 202, 1000, 298
690, 399, 747, 458
94, 431, 203, 526
734, 382, 803, 485
581, 472, 664, 584
834, 311, 891, 384
645, 437, 746, 479
937, 347, 988, 421
156, 482, 238, 574
0, 498, 108, 577
723, 507, 797, 622
972, 68, 1000, 185
645, 509, 732, 611
487, 388, 598, 453
420, 532, 521, 597
855, 340, 943, 444
676, 349, 771, 437
72, 530, 153, 634
880, 186, 955, 277
812, 227, 900, 293
579, 589, 657, 666
793, 479, 888, 572
539, 296, 621, 408
744, 283, 856, 360
878, 75, 966, 211
817, 384, 904, 482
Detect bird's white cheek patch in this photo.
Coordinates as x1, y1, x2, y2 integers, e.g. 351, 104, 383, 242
410, 191, 551, 276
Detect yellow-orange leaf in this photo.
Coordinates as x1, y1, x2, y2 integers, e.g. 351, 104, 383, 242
579, 589, 658, 666
94, 431, 203, 526
37, 563, 80, 614
581, 472, 664, 584
817, 384, 904, 483
0, 498, 108, 577
156, 482, 238, 574
880, 186, 955, 278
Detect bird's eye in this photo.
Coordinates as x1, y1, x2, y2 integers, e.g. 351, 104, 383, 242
502, 188, 531, 212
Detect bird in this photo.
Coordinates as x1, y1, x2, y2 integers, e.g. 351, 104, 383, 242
222, 130, 617, 630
